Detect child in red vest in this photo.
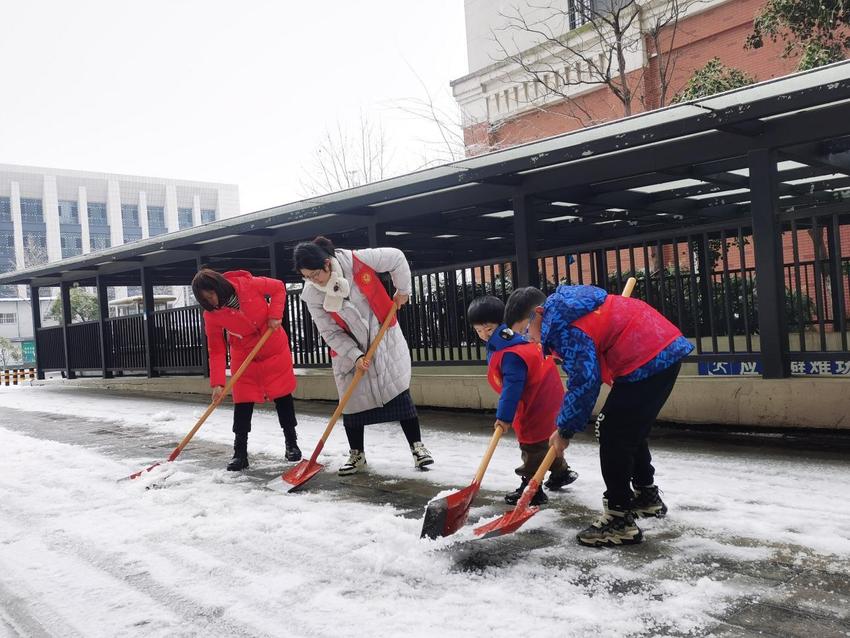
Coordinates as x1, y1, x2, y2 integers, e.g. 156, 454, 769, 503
511, 285, 693, 547
468, 296, 578, 506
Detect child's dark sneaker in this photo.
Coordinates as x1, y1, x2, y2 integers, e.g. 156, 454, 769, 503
529, 486, 548, 506
504, 478, 548, 506
577, 500, 643, 547
631, 484, 667, 518
504, 477, 528, 504
544, 467, 579, 490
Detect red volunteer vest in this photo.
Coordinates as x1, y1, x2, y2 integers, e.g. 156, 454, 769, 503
487, 342, 564, 444
328, 253, 397, 356
571, 294, 682, 385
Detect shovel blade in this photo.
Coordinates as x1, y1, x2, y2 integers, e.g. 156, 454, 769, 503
281, 459, 325, 491
473, 505, 540, 539
420, 483, 479, 539
127, 461, 163, 481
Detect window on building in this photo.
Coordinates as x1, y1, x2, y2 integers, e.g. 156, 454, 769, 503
22, 231, 47, 267
0, 313, 16, 324
61, 233, 83, 258
121, 204, 140, 227
88, 202, 108, 226
201, 209, 216, 223
0, 260, 16, 298
0, 231, 14, 256
0, 197, 10, 222
20, 198, 43, 223
178, 207, 193, 229
126, 286, 142, 297
90, 233, 111, 250
123, 227, 142, 243
147, 205, 167, 236
58, 200, 79, 224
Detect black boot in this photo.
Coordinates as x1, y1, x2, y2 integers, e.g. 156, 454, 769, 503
227, 433, 249, 471
285, 441, 302, 462
283, 427, 301, 462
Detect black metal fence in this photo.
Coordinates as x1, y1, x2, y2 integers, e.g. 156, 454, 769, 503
37, 213, 850, 378
68, 321, 101, 370
151, 306, 205, 373
36, 326, 65, 370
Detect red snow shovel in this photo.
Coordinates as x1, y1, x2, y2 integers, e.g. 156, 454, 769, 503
127, 327, 274, 480
420, 427, 503, 539
282, 303, 399, 491
473, 277, 637, 539
473, 445, 558, 539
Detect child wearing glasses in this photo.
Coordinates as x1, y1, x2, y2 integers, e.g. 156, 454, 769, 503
509, 284, 693, 547
467, 294, 578, 507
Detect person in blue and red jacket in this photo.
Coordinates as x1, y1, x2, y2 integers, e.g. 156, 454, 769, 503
192, 268, 299, 471
467, 295, 578, 507
512, 284, 693, 548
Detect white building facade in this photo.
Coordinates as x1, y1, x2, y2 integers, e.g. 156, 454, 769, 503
0, 163, 239, 361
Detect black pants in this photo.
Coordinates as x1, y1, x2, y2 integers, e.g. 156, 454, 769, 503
344, 417, 421, 452
596, 363, 680, 508
233, 394, 298, 444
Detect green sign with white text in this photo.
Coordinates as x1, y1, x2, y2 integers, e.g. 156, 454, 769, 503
21, 340, 35, 364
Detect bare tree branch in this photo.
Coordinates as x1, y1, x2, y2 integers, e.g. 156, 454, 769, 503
298, 114, 394, 197
489, 0, 705, 126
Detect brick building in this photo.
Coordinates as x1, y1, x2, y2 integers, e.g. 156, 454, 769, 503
451, 0, 849, 337
452, 0, 798, 151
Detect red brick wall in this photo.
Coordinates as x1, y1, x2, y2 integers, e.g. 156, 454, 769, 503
471, 0, 801, 150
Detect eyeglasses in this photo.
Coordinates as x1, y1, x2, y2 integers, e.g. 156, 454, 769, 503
302, 269, 325, 282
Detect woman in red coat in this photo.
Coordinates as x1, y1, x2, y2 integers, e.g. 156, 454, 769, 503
191, 268, 299, 470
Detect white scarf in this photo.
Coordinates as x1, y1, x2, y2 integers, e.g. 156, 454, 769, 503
307, 256, 351, 313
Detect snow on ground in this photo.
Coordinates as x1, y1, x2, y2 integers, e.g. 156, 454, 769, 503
1, 385, 849, 637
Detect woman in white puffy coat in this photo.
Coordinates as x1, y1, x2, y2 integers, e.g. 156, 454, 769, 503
294, 236, 434, 475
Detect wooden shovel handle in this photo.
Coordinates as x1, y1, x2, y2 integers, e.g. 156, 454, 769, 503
169, 326, 274, 460
314, 303, 399, 447
473, 427, 503, 485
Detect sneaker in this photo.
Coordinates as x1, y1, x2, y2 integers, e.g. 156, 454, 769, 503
504, 478, 548, 506
577, 500, 643, 547
544, 467, 579, 490
410, 442, 434, 469
632, 484, 668, 518
338, 449, 367, 476
284, 444, 302, 462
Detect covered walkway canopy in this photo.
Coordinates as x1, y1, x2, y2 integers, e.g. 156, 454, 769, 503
4, 62, 850, 381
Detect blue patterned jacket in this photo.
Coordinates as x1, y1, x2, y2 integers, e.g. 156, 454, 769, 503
541, 285, 693, 437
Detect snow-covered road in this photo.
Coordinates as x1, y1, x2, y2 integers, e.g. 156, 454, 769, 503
1, 385, 848, 638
